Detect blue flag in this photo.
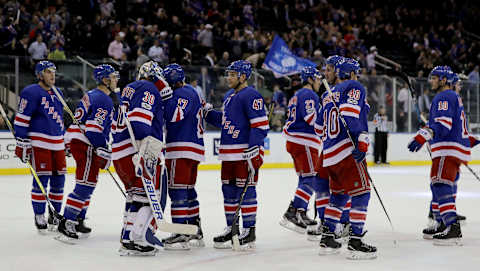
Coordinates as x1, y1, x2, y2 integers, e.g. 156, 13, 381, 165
262, 35, 317, 78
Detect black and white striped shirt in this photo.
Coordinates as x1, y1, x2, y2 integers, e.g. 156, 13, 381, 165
373, 113, 388, 132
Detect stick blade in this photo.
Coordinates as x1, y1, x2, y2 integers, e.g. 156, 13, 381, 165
158, 222, 198, 235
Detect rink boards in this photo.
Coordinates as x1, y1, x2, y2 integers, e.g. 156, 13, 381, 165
0, 131, 479, 175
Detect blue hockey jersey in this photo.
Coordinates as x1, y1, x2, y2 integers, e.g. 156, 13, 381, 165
205, 86, 269, 161
14, 84, 65, 150
282, 87, 322, 150
316, 80, 370, 167
112, 80, 164, 160
428, 89, 471, 162
65, 89, 115, 149
164, 84, 205, 162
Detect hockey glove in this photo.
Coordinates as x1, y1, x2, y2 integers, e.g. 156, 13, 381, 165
352, 132, 369, 163
408, 127, 433, 152
242, 146, 263, 172
153, 76, 173, 101
469, 135, 480, 148
202, 101, 213, 117
95, 147, 112, 170
15, 137, 32, 163
132, 136, 164, 179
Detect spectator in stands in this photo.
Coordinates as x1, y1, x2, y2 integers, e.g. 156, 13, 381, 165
135, 47, 149, 71
197, 24, 213, 49
397, 82, 410, 132
47, 43, 66, 60
468, 65, 479, 84
202, 49, 216, 67
108, 32, 125, 60
190, 78, 204, 100
217, 51, 230, 67
100, 0, 115, 18
366, 46, 377, 71
148, 38, 166, 64
28, 34, 48, 61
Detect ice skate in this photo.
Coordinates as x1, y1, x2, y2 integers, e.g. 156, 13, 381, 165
307, 222, 323, 241
347, 231, 377, 260
318, 224, 342, 255
237, 226, 256, 250
456, 214, 466, 226
76, 218, 91, 239
335, 222, 351, 243
163, 234, 190, 250
118, 241, 158, 256
433, 222, 462, 246
55, 218, 79, 245
279, 202, 306, 234
422, 220, 446, 240
187, 219, 205, 248
213, 226, 232, 249
47, 208, 60, 232
34, 214, 48, 234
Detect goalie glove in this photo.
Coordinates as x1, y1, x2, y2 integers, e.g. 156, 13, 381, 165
408, 127, 433, 152
15, 137, 31, 163
352, 132, 369, 162
242, 146, 263, 172
95, 147, 112, 170
132, 136, 164, 179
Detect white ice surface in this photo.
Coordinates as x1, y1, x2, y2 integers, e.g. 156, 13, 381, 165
1, 166, 480, 271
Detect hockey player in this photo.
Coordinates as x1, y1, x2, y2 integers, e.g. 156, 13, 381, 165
279, 66, 323, 235
317, 58, 376, 259
160, 63, 206, 250
14, 61, 66, 233
204, 60, 269, 249
112, 61, 172, 255
56, 64, 118, 242
408, 66, 477, 245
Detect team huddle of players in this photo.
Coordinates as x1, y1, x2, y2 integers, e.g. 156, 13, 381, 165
11, 55, 478, 259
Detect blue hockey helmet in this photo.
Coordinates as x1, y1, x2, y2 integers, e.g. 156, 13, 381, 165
325, 55, 344, 68
137, 61, 163, 81
225, 60, 252, 80
301, 66, 321, 82
451, 72, 460, 85
35, 61, 56, 77
93, 64, 117, 84
428, 65, 454, 84
162, 63, 185, 86
335, 58, 361, 79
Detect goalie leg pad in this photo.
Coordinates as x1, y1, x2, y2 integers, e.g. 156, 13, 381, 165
130, 205, 162, 249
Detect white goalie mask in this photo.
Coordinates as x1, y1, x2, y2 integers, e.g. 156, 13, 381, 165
137, 61, 163, 81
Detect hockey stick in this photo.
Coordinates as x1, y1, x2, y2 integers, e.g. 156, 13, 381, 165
0, 102, 63, 220
231, 103, 274, 250
50, 86, 127, 198
322, 79, 397, 244
121, 104, 197, 235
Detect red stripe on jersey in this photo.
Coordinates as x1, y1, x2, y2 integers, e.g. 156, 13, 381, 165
31, 194, 46, 201
439, 204, 455, 213
219, 148, 244, 154
350, 212, 367, 221
67, 128, 82, 133
283, 129, 322, 145
15, 116, 30, 124
86, 123, 103, 131
241, 206, 257, 213
324, 141, 353, 159
66, 198, 84, 209
250, 120, 269, 128
188, 207, 200, 215
224, 205, 238, 212
315, 198, 329, 206
48, 194, 63, 201
306, 114, 315, 124
431, 145, 470, 155
437, 119, 452, 127
129, 111, 153, 121
324, 208, 342, 218
166, 146, 204, 155
340, 107, 360, 115
29, 136, 63, 144
295, 189, 311, 201
112, 142, 133, 152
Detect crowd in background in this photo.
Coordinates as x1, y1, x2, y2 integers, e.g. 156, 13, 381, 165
1, 0, 480, 132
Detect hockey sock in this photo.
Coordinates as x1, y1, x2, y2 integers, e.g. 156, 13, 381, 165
222, 184, 240, 227
64, 183, 95, 221
313, 177, 329, 221
31, 175, 49, 215
324, 193, 349, 232
49, 174, 65, 213
430, 183, 441, 222
432, 183, 457, 227
241, 186, 257, 228
453, 173, 459, 204
169, 188, 189, 224
292, 176, 315, 211
350, 192, 370, 235
340, 198, 351, 224
187, 188, 200, 224
77, 197, 90, 220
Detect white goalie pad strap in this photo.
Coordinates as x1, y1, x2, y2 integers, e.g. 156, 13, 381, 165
130, 206, 154, 243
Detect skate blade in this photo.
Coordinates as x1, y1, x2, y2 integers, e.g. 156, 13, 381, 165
346, 250, 378, 260
213, 241, 232, 249
54, 234, 78, 245
164, 242, 190, 251
307, 234, 322, 242
423, 234, 434, 240
233, 242, 256, 251
318, 246, 341, 255
189, 239, 206, 248
78, 232, 90, 239
458, 220, 466, 226
433, 238, 462, 246
335, 236, 349, 244
279, 219, 306, 234
37, 229, 48, 235
48, 224, 58, 232
118, 247, 158, 256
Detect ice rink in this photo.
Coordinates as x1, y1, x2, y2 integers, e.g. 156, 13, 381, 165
1, 166, 480, 271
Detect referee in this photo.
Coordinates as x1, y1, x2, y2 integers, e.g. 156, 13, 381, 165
373, 106, 389, 164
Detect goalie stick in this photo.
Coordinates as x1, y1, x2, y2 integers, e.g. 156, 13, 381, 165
386, 69, 480, 182
231, 103, 274, 251
50, 86, 127, 198
322, 79, 397, 245
121, 104, 198, 235
0, 102, 63, 220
